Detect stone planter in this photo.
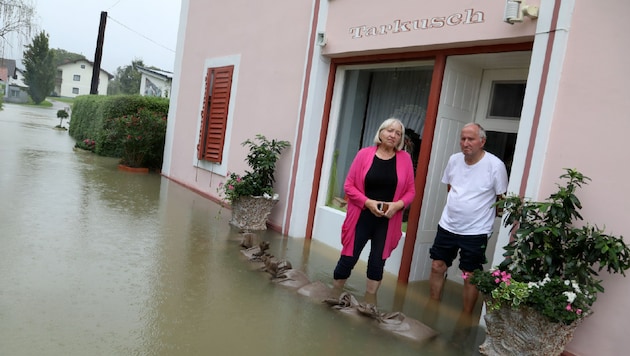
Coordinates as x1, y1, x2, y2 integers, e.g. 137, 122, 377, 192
479, 304, 583, 356
230, 196, 278, 231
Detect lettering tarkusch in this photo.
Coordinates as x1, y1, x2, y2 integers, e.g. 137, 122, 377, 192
349, 9, 485, 39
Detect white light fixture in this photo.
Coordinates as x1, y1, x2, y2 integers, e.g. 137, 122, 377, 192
316, 32, 327, 47
504, 0, 539, 25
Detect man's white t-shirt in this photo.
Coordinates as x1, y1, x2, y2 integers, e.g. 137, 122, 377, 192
438, 151, 508, 235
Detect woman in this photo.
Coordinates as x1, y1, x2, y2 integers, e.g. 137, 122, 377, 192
332, 118, 416, 304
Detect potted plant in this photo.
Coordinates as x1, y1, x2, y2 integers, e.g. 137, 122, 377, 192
467, 168, 630, 356
218, 134, 290, 231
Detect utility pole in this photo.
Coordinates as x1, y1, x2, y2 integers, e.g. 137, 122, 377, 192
90, 11, 107, 95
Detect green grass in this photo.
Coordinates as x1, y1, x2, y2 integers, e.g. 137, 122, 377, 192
21, 99, 53, 107
49, 96, 75, 104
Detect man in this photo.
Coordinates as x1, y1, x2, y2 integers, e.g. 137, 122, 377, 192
429, 123, 508, 314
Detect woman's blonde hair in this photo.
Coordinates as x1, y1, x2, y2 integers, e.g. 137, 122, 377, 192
373, 118, 405, 151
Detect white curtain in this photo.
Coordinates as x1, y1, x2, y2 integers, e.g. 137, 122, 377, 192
361, 69, 432, 147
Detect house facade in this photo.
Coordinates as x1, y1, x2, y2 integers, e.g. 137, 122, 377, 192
0, 58, 17, 99
55, 59, 112, 97
163, 1, 630, 354
136, 65, 172, 98
6, 67, 29, 103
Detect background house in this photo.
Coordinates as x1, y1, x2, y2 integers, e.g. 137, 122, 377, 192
0, 58, 17, 99
6, 67, 29, 103
55, 59, 113, 97
136, 65, 172, 98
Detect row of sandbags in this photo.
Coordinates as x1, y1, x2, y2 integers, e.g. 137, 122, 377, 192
237, 232, 437, 343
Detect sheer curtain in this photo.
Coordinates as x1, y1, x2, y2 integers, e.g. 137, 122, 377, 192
361, 68, 432, 147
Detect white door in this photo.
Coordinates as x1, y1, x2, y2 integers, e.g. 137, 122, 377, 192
410, 56, 483, 281
410, 61, 528, 283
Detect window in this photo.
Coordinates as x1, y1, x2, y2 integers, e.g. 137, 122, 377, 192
73, 75, 80, 81
72, 87, 79, 94
327, 64, 434, 210
80, 64, 86, 69
197, 65, 234, 163
487, 81, 526, 119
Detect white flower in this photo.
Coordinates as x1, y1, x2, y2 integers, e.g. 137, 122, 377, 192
263, 193, 271, 199
540, 274, 551, 285
563, 291, 577, 303
572, 281, 582, 293
272, 193, 279, 200
564, 280, 570, 286
527, 282, 539, 289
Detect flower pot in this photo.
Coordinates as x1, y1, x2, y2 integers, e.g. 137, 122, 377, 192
230, 196, 279, 231
479, 304, 583, 356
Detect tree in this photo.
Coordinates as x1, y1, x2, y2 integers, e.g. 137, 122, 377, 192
22, 31, 55, 104
56, 109, 68, 128
51, 48, 86, 68
0, 0, 36, 45
108, 59, 144, 95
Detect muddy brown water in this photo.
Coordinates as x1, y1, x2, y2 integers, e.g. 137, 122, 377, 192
0, 103, 484, 355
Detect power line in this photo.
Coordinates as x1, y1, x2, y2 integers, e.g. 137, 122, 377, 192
106, 15, 175, 53
106, 0, 124, 11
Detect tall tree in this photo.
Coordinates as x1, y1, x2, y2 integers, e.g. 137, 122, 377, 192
108, 58, 144, 95
22, 31, 55, 104
0, 0, 36, 44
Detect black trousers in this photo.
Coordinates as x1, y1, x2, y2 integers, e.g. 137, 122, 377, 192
334, 209, 388, 281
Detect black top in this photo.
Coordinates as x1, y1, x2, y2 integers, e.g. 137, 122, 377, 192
364, 155, 397, 201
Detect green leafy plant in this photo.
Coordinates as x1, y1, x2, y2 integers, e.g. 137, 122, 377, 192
468, 168, 630, 325
113, 108, 167, 169
218, 134, 290, 204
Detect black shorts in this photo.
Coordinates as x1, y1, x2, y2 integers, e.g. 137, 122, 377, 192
429, 225, 489, 272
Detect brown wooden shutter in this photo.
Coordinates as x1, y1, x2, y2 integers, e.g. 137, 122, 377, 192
197, 65, 234, 163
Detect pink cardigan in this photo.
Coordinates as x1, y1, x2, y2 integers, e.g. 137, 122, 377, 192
341, 146, 416, 259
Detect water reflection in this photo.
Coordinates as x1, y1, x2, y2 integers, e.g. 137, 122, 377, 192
0, 103, 484, 355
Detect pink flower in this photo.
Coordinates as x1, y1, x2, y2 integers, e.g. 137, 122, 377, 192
461, 272, 469, 280
228, 185, 234, 190
576, 309, 582, 315
492, 270, 501, 277
495, 278, 501, 284
566, 304, 572, 311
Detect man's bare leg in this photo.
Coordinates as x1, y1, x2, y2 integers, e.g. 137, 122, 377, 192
429, 260, 447, 300
462, 272, 479, 314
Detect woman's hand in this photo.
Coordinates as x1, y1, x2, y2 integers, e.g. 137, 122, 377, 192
382, 200, 405, 219
366, 199, 385, 217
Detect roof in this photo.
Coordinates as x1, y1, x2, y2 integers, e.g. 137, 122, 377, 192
135, 65, 173, 80
58, 59, 114, 79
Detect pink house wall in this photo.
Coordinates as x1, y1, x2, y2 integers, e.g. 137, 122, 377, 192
539, 1, 630, 354
165, 0, 313, 226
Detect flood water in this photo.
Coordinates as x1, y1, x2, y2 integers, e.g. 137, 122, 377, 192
0, 102, 485, 355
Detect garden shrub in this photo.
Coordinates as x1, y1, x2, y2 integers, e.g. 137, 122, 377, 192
69, 95, 169, 168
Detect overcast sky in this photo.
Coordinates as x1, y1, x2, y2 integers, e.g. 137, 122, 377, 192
4, 0, 182, 74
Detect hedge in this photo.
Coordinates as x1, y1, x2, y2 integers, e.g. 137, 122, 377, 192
68, 95, 169, 168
